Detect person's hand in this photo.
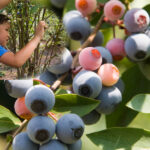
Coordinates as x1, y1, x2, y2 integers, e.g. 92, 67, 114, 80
34, 21, 47, 40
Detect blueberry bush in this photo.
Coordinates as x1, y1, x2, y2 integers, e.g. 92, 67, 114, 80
1, 0, 150, 150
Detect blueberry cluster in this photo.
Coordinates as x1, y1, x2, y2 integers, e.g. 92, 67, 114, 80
72, 47, 124, 120
12, 84, 84, 150
124, 8, 150, 62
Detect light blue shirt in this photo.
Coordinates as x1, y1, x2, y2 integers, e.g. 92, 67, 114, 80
0, 45, 8, 57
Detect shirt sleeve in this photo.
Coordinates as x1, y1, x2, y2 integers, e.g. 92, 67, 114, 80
0, 46, 9, 57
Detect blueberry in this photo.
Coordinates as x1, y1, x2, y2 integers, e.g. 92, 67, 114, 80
67, 139, 82, 150
81, 29, 104, 47
50, 0, 67, 8
124, 8, 150, 33
79, 47, 102, 70
114, 78, 125, 94
104, 0, 125, 21
105, 38, 126, 61
125, 33, 150, 62
64, 16, 91, 41
63, 10, 82, 26
75, 0, 97, 17
12, 132, 39, 150
82, 110, 101, 125
96, 86, 122, 114
38, 69, 57, 85
27, 116, 55, 144
73, 70, 102, 98
4, 79, 33, 98
56, 113, 85, 144
95, 46, 113, 64
47, 48, 73, 75
25, 85, 55, 114
39, 139, 68, 150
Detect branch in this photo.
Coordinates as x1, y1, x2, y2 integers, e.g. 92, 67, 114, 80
50, 72, 68, 91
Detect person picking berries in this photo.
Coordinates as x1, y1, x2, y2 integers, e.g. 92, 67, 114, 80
0, 14, 47, 67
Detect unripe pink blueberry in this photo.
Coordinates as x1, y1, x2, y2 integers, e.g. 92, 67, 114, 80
106, 38, 126, 61
98, 63, 120, 86
14, 97, 34, 120
104, 0, 125, 21
79, 47, 102, 70
75, 0, 97, 16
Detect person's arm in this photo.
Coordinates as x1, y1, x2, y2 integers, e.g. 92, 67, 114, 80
0, 0, 11, 9
0, 21, 46, 67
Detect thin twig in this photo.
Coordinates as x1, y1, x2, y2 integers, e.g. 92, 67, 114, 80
48, 112, 58, 122
4, 120, 28, 150
50, 72, 68, 91
112, 24, 116, 38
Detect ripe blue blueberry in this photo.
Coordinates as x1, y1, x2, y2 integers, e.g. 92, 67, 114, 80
25, 85, 55, 114
56, 113, 85, 144
12, 132, 39, 150
50, 0, 67, 9
63, 10, 82, 26
96, 86, 122, 114
114, 78, 125, 94
47, 48, 73, 75
64, 16, 91, 41
67, 139, 82, 150
73, 70, 102, 98
39, 139, 68, 150
5, 79, 33, 98
95, 46, 113, 64
82, 110, 101, 125
125, 33, 150, 62
81, 29, 104, 47
38, 69, 57, 85
124, 8, 149, 33
27, 116, 55, 144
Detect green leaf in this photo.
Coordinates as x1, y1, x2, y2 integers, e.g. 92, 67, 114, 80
85, 115, 106, 134
87, 127, 150, 150
126, 94, 150, 113
55, 88, 68, 95
0, 105, 21, 133
128, 113, 150, 131
106, 65, 150, 127
63, 0, 75, 15
138, 58, 150, 80
82, 134, 101, 150
130, 0, 150, 8
53, 94, 100, 117
144, 4, 150, 15
33, 79, 40, 86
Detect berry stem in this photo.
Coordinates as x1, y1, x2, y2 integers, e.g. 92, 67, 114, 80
125, 0, 130, 10
112, 24, 116, 38
72, 13, 105, 69
48, 112, 58, 122
4, 120, 28, 150
33, 78, 49, 87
